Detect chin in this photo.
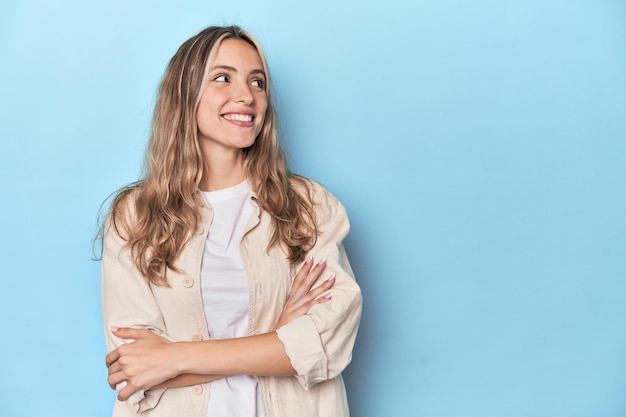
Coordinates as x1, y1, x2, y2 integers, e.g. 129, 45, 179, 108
238, 137, 258, 148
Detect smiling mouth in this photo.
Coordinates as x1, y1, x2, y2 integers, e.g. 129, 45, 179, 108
223, 113, 253, 122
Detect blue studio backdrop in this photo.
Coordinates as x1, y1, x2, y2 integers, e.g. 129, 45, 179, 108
1, 1, 625, 416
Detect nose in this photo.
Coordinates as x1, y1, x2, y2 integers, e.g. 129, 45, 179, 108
234, 82, 254, 105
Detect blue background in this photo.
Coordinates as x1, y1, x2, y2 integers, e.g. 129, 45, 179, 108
1, 1, 625, 416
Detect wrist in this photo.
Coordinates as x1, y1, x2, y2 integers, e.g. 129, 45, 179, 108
170, 341, 191, 376
174, 341, 208, 375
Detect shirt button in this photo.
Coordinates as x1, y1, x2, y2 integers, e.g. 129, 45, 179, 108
191, 332, 203, 341
191, 385, 203, 395
183, 278, 194, 288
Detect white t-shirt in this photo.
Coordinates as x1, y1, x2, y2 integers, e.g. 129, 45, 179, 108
201, 180, 263, 417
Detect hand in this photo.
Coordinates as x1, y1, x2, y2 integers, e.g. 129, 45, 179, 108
275, 257, 335, 329
106, 327, 180, 401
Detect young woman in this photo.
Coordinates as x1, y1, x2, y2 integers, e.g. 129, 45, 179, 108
101, 25, 362, 417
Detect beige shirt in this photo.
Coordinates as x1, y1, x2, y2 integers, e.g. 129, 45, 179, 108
101, 181, 362, 417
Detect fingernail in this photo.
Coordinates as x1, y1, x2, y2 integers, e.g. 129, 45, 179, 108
110, 326, 120, 332
305, 255, 313, 264
324, 292, 333, 300
317, 258, 326, 267
326, 273, 336, 282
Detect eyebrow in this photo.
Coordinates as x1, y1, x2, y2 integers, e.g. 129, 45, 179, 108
211, 65, 266, 77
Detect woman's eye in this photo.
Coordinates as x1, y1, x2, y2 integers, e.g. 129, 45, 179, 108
251, 79, 265, 89
214, 74, 229, 82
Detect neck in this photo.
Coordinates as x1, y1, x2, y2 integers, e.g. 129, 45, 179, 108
199, 147, 246, 192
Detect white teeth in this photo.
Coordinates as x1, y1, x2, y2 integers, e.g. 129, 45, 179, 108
224, 113, 253, 122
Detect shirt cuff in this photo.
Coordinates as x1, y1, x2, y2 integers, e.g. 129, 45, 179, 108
276, 315, 328, 389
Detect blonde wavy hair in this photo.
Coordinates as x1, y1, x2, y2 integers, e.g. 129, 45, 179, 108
106, 25, 318, 286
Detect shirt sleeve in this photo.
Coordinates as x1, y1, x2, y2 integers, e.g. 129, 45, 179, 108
101, 216, 175, 412
275, 186, 362, 389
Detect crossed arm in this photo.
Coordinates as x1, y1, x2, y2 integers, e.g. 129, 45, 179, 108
105, 257, 335, 401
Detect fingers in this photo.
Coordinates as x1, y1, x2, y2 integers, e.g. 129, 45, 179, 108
117, 381, 140, 401
105, 328, 174, 395
289, 273, 335, 312
305, 273, 335, 302
105, 348, 120, 368
106, 327, 155, 368
111, 327, 152, 341
106, 348, 144, 394
106, 347, 129, 389
108, 368, 126, 389
289, 257, 327, 301
108, 369, 142, 400
289, 256, 314, 299
275, 257, 336, 329
292, 272, 334, 306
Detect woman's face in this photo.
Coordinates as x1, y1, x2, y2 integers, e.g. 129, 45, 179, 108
196, 39, 268, 156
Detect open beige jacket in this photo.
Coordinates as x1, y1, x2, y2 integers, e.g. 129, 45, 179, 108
101, 181, 362, 417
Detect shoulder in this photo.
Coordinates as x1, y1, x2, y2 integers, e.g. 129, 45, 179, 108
289, 176, 342, 208
104, 186, 141, 240
289, 176, 348, 226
